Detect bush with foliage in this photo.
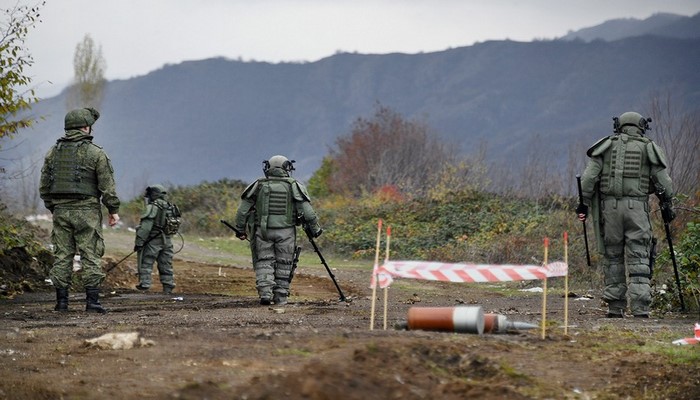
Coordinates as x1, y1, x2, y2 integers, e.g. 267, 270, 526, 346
120, 178, 249, 236
0, 202, 53, 297
653, 206, 700, 314
313, 188, 598, 289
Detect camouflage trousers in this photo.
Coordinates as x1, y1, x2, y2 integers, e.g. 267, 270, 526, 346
252, 227, 296, 301
137, 235, 175, 290
49, 207, 105, 289
600, 198, 653, 315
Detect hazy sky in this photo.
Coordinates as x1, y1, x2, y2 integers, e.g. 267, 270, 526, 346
20, 0, 700, 97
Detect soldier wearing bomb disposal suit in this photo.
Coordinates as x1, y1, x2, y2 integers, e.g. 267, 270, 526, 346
577, 111, 674, 318
134, 184, 180, 294
232, 155, 322, 306
40, 107, 121, 314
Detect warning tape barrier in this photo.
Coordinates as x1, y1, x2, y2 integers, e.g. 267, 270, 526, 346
373, 260, 568, 289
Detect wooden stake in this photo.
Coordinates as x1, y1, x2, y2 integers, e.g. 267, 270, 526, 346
541, 237, 549, 340
369, 219, 383, 330
383, 226, 391, 330
564, 231, 569, 336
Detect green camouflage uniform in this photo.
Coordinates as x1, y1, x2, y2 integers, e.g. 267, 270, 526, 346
134, 188, 176, 293
233, 156, 321, 305
579, 118, 673, 317
40, 128, 120, 290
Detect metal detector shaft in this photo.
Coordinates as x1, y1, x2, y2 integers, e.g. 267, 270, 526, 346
303, 225, 346, 302
576, 175, 591, 266
106, 231, 160, 273
106, 251, 136, 273
663, 221, 686, 311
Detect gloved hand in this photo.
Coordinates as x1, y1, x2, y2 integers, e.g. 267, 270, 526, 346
576, 203, 588, 219
235, 231, 247, 241
660, 202, 675, 223
312, 228, 323, 238
134, 245, 143, 252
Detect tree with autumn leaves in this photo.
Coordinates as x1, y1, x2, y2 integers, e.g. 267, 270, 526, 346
308, 104, 487, 200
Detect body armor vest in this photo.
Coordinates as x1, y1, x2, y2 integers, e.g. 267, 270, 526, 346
255, 178, 295, 229
47, 140, 100, 198
599, 133, 652, 198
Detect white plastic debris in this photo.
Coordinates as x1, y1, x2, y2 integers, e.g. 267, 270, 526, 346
519, 287, 543, 293
83, 332, 155, 350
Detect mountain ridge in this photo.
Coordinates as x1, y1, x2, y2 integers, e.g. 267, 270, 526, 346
4, 14, 699, 202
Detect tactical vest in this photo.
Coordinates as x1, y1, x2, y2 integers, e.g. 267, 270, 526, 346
47, 140, 100, 198
154, 200, 182, 235
599, 133, 652, 198
255, 178, 295, 230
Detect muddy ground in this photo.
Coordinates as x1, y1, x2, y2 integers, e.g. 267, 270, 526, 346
1, 230, 699, 399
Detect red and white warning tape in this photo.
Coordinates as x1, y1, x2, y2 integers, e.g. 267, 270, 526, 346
673, 323, 700, 345
673, 337, 699, 345
373, 260, 567, 289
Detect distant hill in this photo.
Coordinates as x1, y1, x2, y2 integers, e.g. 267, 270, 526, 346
560, 12, 700, 41
4, 15, 700, 203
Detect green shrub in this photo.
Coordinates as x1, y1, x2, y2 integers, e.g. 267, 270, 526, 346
653, 209, 700, 313
121, 178, 248, 236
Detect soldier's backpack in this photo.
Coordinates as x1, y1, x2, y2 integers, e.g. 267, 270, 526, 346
155, 201, 182, 235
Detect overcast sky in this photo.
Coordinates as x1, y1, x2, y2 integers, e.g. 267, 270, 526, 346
20, 0, 700, 98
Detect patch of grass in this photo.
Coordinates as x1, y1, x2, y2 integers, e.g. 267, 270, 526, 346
651, 344, 700, 365
365, 342, 379, 353
274, 348, 313, 357
579, 327, 700, 366
192, 236, 250, 255
498, 360, 531, 380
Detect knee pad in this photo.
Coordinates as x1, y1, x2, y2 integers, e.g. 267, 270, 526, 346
274, 260, 293, 281
603, 263, 626, 285
628, 263, 651, 282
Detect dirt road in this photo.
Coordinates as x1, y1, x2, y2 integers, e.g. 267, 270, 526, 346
1, 231, 699, 399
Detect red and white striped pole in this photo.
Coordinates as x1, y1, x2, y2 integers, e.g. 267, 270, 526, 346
563, 232, 569, 335
369, 219, 382, 330
382, 226, 391, 330
541, 237, 549, 340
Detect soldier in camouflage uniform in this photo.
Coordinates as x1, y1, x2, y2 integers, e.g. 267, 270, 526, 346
577, 111, 674, 318
232, 155, 322, 305
134, 184, 178, 294
40, 107, 121, 314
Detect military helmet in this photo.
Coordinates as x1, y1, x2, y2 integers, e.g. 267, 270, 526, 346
64, 107, 100, 130
263, 155, 295, 174
145, 184, 167, 199
613, 111, 651, 133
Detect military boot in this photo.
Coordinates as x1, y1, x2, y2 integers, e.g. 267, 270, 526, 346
273, 293, 288, 305
85, 287, 107, 314
54, 287, 69, 311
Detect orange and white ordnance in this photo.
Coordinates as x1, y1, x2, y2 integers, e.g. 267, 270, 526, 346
407, 306, 485, 334
483, 313, 538, 333
403, 306, 538, 335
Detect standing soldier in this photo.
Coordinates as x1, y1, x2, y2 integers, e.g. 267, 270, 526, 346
40, 107, 121, 314
576, 111, 674, 318
232, 155, 322, 305
134, 184, 181, 294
